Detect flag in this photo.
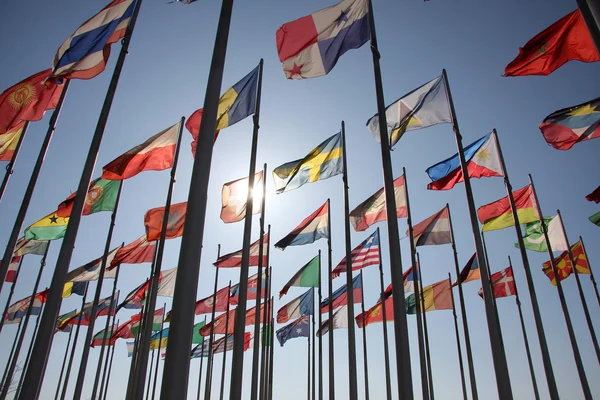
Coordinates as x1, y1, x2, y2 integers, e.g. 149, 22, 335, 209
65, 247, 120, 282
186, 66, 259, 153
57, 177, 121, 217
122, 268, 178, 308
49, 0, 135, 83
5, 292, 47, 324
403, 266, 419, 293
539, 96, 600, 150
477, 185, 538, 232
212, 332, 252, 354
409, 206, 452, 246
24, 211, 69, 240
230, 270, 267, 305
110, 235, 156, 269
453, 254, 481, 286
214, 233, 269, 268
273, 133, 343, 194
154, 267, 178, 297
144, 202, 187, 241
320, 274, 361, 313
221, 172, 263, 223
13, 237, 49, 257
190, 340, 212, 358
126, 342, 135, 356
586, 186, 600, 203
91, 324, 118, 347
0, 123, 24, 161
275, 201, 329, 250
406, 279, 452, 314
57, 311, 89, 329
276, 0, 369, 79
517, 216, 568, 253
542, 241, 590, 285
0, 69, 64, 134
590, 211, 600, 226
4, 256, 21, 283
191, 321, 205, 345
150, 328, 169, 350
118, 279, 148, 310
83, 293, 117, 318
426, 132, 503, 190
194, 286, 231, 315
504, 10, 599, 77
366, 75, 451, 147
276, 316, 310, 346
316, 305, 348, 337
350, 176, 407, 232
131, 308, 164, 336
261, 324, 273, 346
110, 317, 137, 342
55, 309, 78, 333
199, 304, 265, 336
478, 266, 516, 299
62, 281, 88, 298
355, 296, 394, 328
277, 288, 314, 323
332, 230, 380, 278
280, 255, 319, 298
101, 122, 180, 180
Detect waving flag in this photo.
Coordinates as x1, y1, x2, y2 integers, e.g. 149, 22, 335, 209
277, 288, 314, 323
83, 293, 117, 318
403, 267, 419, 293
477, 185, 538, 232
0, 123, 24, 161
280, 255, 319, 298
454, 254, 480, 286
590, 211, 600, 226
542, 241, 589, 285
62, 281, 88, 298
409, 206, 451, 246
49, 0, 135, 83
276, 316, 310, 346
150, 328, 169, 350
4, 257, 21, 283
144, 202, 187, 241
230, 270, 267, 304
321, 274, 361, 313
275, 201, 329, 250
221, 172, 263, 223
91, 324, 118, 347
118, 279, 148, 310
65, 247, 120, 282
24, 211, 69, 241
5, 292, 48, 324
518, 216, 568, 253
332, 230, 379, 278
586, 186, 600, 203
194, 286, 231, 315
57, 177, 121, 217
355, 296, 395, 328
478, 267, 516, 298
55, 309, 78, 333
199, 304, 265, 336
214, 233, 268, 268
539, 97, 600, 150
273, 133, 343, 194
350, 176, 407, 231
14, 237, 49, 257
317, 305, 348, 337
276, 0, 369, 79
406, 280, 452, 314
110, 235, 156, 269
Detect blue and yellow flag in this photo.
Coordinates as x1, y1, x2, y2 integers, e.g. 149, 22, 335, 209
273, 132, 343, 194
150, 328, 169, 350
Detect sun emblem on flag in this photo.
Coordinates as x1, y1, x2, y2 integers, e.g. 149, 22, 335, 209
474, 148, 491, 163
86, 185, 104, 206
8, 83, 36, 110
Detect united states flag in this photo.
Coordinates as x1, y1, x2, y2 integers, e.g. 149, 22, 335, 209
332, 230, 380, 278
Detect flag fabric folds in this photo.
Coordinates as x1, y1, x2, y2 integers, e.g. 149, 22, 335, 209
517, 216, 568, 253
275, 201, 329, 250
320, 274, 362, 313
539, 96, 600, 150
0, 123, 24, 161
191, 321, 206, 345
14, 237, 49, 257
150, 328, 169, 350
190, 340, 211, 359
586, 186, 600, 203
332, 230, 380, 278
49, 0, 135, 83
194, 286, 231, 315
214, 233, 269, 268
83, 293, 117, 318
277, 288, 314, 323
403, 267, 419, 293
65, 247, 120, 282
478, 266, 516, 299
144, 201, 187, 241
542, 241, 590, 285
366, 75, 451, 147
350, 176, 407, 231
110, 235, 156, 269
221, 171, 263, 223
410, 206, 452, 246
406, 280, 452, 314
230, 270, 267, 305
276, 0, 369, 79
118, 280, 148, 310
131, 308, 164, 336
280, 255, 320, 298
62, 281, 88, 298
91, 324, 118, 347
504, 10, 600, 77
477, 185, 538, 232
454, 253, 481, 286
272, 132, 343, 194
55, 309, 78, 333
4, 257, 21, 283
5, 292, 48, 324
102, 122, 179, 180
276, 316, 310, 346
0, 70, 64, 134
590, 211, 600, 226
355, 296, 394, 328
317, 305, 348, 337
199, 304, 265, 336
24, 211, 69, 241
57, 177, 121, 217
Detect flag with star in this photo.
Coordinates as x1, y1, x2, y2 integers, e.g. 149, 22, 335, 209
276, 315, 310, 346
272, 132, 343, 194
57, 177, 121, 217
144, 202, 187, 241
24, 211, 69, 240
539, 96, 600, 150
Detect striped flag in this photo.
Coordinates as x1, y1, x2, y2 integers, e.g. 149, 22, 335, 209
110, 235, 156, 269
0, 123, 24, 161
279, 255, 319, 298
316, 305, 348, 337
332, 230, 379, 278
214, 233, 268, 268
65, 247, 120, 282
409, 206, 451, 247
321, 274, 362, 313
350, 176, 407, 232
277, 288, 314, 324
275, 201, 329, 250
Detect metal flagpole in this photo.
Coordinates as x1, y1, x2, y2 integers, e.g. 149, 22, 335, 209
579, 236, 600, 306
19, 0, 145, 393
509, 256, 540, 400
16, 295, 44, 397
366, 0, 413, 396
311, 292, 316, 400
375, 227, 392, 400
307, 322, 311, 400
259, 264, 272, 400
0, 256, 25, 334
480, 233, 502, 355
267, 315, 274, 400
250, 162, 268, 400
102, 334, 118, 400
529, 174, 592, 399
204, 248, 221, 400
146, 347, 156, 400
317, 251, 323, 400
576, 0, 600, 55
152, 306, 167, 400
98, 319, 119, 400
416, 253, 434, 400
556, 210, 600, 362
0, 121, 29, 202
403, 167, 430, 400
53, 320, 74, 400
359, 271, 370, 400
0, 79, 70, 291
72, 183, 123, 400
443, 72, 513, 399
448, 273, 468, 400
160, 0, 236, 395
340, 122, 359, 400
326, 198, 335, 400
263, 298, 274, 400
196, 316, 208, 400
492, 129, 558, 399
219, 281, 232, 400
446, 204, 478, 400
1, 318, 23, 388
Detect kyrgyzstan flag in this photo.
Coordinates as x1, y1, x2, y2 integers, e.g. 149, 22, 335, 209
144, 202, 187, 241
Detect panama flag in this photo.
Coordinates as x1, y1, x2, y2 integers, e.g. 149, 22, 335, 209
277, 288, 314, 324
275, 201, 329, 250
276, 0, 369, 79
321, 274, 362, 313
332, 230, 380, 278
426, 132, 503, 190
49, 0, 135, 83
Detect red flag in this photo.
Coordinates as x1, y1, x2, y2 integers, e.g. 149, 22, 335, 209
186, 108, 220, 156
194, 286, 231, 314
0, 123, 24, 161
356, 296, 394, 328
214, 233, 269, 268
505, 10, 600, 77
199, 303, 265, 336
229, 271, 267, 305
0, 70, 64, 134
109, 235, 156, 270
144, 202, 187, 241
4, 256, 21, 283
478, 266, 516, 299
542, 241, 590, 285
220, 172, 263, 223
586, 185, 600, 203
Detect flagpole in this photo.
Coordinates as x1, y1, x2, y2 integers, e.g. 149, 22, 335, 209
579, 236, 600, 306
366, 1, 413, 396
416, 252, 434, 400
196, 315, 208, 400
259, 263, 272, 400
72, 183, 123, 400
101, 324, 118, 400
311, 291, 316, 400
219, 281, 232, 400
326, 197, 335, 400
0, 256, 25, 334
375, 227, 392, 400
54, 320, 74, 400
152, 305, 167, 400
358, 271, 370, 400
509, 256, 540, 400
492, 130, 559, 399
267, 315, 275, 400
0, 121, 29, 202
317, 251, 323, 400
98, 320, 119, 400
480, 233, 502, 347
446, 203, 478, 400
307, 319, 311, 400
146, 347, 156, 400
1, 319, 23, 389
403, 167, 430, 400
250, 162, 268, 400
556, 210, 600, 362
529, 174, 592, 399
204, 247, 221, 400
576, 0, 600, 55
0, 79, 70, 291
264, 295, 274, 400
448, 273, 468, 400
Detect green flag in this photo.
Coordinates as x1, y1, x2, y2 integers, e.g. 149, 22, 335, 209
405, 294, 417, 315
590, 211, 600, 226
57, 177, 121, 217
515, 215, 568, 253
279, 254, 320, 298
24, 211, 69, 241
261, 324, 273, 346
192, 321, 205, 345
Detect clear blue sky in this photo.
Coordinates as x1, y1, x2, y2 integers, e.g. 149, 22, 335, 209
1, 0, 599, 399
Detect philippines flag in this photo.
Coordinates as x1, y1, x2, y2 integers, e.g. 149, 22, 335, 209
276, 0, 369, 79
321, 274, 362, 313
332, 230, 380, 278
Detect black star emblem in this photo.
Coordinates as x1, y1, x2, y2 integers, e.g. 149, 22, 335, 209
49, 215, 58, 224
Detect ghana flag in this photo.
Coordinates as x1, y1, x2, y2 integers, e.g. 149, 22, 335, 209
24, 211, 69, 241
